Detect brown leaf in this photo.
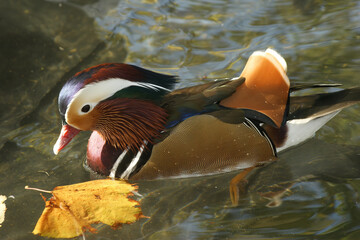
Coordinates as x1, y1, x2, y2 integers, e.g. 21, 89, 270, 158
31, 179, 145, 238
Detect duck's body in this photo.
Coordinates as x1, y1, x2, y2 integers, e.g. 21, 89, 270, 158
53, 49, 360, 186
86, 79, 278, 180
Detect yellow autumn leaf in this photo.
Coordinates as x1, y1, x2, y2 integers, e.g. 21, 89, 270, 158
29, 179, 145, 238
0, 195, 6, 228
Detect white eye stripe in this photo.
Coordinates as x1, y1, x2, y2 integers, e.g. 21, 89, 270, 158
65, 78, 170, 121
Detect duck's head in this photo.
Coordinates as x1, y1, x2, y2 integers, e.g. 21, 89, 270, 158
53, 63, 177, 155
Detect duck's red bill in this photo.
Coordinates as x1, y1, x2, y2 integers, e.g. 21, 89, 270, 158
53, 124, 81, 155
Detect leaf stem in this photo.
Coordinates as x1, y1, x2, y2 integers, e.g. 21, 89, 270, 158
25, 186, 52, 194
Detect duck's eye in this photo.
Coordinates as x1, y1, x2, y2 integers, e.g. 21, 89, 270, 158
81, 104, 91, 113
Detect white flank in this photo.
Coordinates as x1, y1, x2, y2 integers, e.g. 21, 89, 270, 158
277, 111, 340, 152
66, 78, 170, 122
121, 142, 146, 179
109, 148, 129, 180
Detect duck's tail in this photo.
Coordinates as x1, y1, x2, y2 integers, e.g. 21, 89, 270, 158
221, 48, 360, 152
268, 85, 360, 151
288, 86, 360, 120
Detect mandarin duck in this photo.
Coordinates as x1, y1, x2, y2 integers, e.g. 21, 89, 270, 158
53, 49, 360, 204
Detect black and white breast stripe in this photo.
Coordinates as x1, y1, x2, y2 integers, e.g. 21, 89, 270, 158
109, 141, 153, 179
243, 117, 277, 156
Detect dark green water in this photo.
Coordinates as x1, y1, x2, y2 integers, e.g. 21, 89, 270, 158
0, 0, 359, 239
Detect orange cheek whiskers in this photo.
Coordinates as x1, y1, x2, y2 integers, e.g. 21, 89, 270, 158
94, 98, 167, 153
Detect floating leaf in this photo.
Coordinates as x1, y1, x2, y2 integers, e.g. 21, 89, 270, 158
28, 179, 145, 238
0, 195, 6, 227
